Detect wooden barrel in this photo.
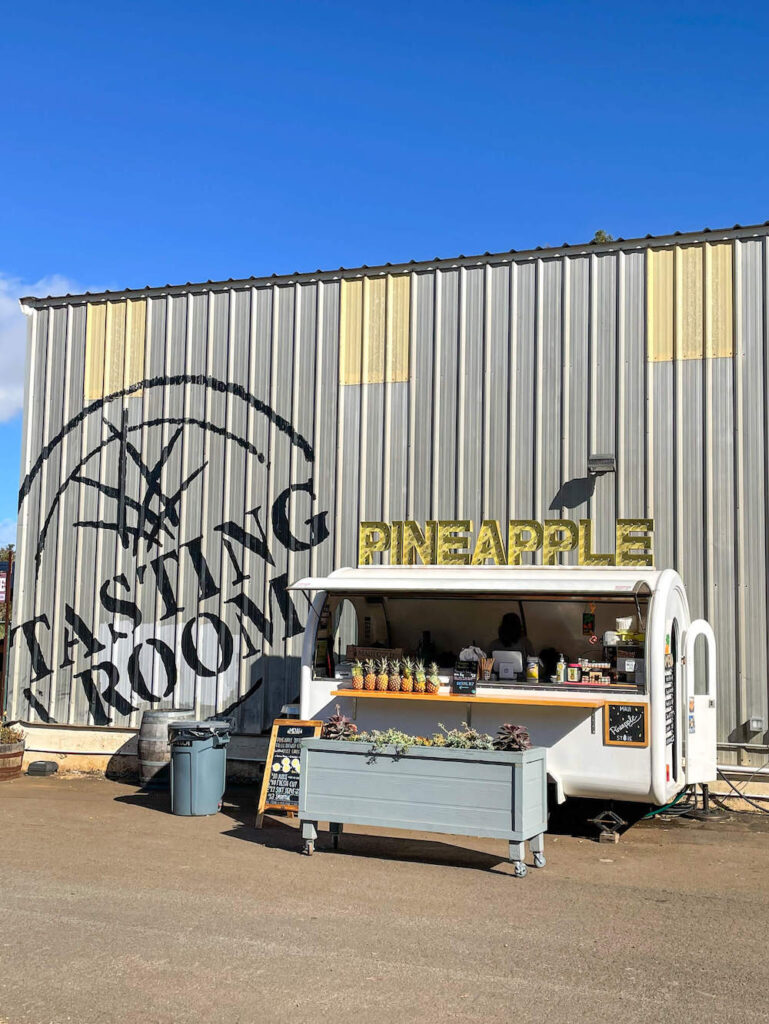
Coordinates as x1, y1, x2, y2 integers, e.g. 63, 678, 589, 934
138, 709, 194, 786
0, 742, 25, 781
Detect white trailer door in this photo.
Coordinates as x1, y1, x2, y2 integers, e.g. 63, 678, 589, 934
683, 619, 717, 785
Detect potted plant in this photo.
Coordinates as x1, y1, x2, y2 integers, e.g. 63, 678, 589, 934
0, 715, 25, 782
298, 720, 546, 876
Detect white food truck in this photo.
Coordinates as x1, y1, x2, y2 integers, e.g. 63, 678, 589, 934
289, 565, 717, 809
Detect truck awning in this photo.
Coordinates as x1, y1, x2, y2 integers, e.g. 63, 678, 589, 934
288, 565, 667, 597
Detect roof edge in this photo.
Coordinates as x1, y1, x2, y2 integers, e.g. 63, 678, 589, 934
20, 221, 769, 309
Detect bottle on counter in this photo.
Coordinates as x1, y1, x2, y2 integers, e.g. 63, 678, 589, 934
556, 654, 566, 683
526, 656, 539, 681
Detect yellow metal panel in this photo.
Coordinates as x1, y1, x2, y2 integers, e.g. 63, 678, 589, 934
340, 279, 363, 385
705, 242, 733, 358
363, 277, 386, 384
340, 274, 411, 385
103, 301, 127, 396
649, 243, 732, 361
647, 248, 674, 362
84, 302, 107, 400
124, 298, 146, 392
677, 245, 703, 360
386, 274, 410, 383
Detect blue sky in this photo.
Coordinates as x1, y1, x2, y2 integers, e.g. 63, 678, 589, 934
1, 0, 768, 543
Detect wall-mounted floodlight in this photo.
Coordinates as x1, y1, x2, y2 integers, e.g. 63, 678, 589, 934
587, 453, 616, 477
748, 717, 765, 735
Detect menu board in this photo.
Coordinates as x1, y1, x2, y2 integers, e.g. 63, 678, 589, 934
604, 702, 648, 747
451, 674, 477, 696
256, 719, 322, 827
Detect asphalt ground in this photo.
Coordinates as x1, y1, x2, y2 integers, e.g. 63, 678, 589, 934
1, 775, 768, 1024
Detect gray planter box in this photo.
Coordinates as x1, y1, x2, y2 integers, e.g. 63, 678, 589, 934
298, 739, 547, 876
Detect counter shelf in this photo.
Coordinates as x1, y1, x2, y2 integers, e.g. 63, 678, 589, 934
327, 685, 615, 729
329, 686, 606, 708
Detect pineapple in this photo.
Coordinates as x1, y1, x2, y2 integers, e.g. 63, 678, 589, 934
376, 659, 389, 692
388, 660, 402, 692
364, 659, 377, 691
414, 660, 426, 694
351, 659, 364, 690
426, 662, 441, 694
401, 657, 414, 693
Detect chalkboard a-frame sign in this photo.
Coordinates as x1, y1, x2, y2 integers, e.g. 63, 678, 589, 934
604, 702, 648, 748
256, 719, 323, 827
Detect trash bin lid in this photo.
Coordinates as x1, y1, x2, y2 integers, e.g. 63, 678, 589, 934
168, 719, 232, 733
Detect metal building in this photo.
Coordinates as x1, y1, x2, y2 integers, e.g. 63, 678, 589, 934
9, 222, 769, 768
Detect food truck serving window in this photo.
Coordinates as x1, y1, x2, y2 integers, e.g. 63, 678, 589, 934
317, 591, 649, 693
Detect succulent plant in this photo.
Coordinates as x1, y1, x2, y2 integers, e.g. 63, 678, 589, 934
322, 706, 359, 742
352, 721, 528, 755
0, 714, 24, 745
365, 728, 414, 758
493, 723, 532, 752
436, 723, 495, 750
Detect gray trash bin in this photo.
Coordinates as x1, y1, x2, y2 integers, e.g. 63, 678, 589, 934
168, 720, 231, 816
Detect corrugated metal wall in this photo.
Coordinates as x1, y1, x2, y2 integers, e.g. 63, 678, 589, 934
10, 227, 769, 764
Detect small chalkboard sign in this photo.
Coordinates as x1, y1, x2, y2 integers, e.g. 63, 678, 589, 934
451, 663, 477, 696
604, 702, 648, 748
256, 718, 322, 827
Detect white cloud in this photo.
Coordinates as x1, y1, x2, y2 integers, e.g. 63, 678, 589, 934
0, 273, 83, 423
0, 518, 17, 547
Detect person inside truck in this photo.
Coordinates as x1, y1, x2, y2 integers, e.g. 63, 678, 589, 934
488, 612, 534, 662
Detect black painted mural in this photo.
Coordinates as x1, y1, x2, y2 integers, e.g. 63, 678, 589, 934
13, 375, 330, 729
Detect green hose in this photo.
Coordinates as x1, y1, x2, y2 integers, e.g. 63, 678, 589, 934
642, 787, 691, 819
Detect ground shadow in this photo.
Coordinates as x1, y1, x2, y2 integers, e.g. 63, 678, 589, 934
224, 816, 531, 874
114, 789, 174, 814
113, 783, 258, 819
220, 786, 259, 825
105, 734, 141, 783
112, 778, 660, 848
547, 796, 650, 839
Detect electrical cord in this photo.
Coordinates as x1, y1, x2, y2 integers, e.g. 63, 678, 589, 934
710, 793, 755, 815
731, 757, 769, 789
643, 786, 696, 819
715, 762, 769, 815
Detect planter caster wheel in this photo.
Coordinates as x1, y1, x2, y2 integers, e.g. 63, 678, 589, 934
304, 841, 314, 856
533, 852, 546, 869
513, 862, 527, 878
